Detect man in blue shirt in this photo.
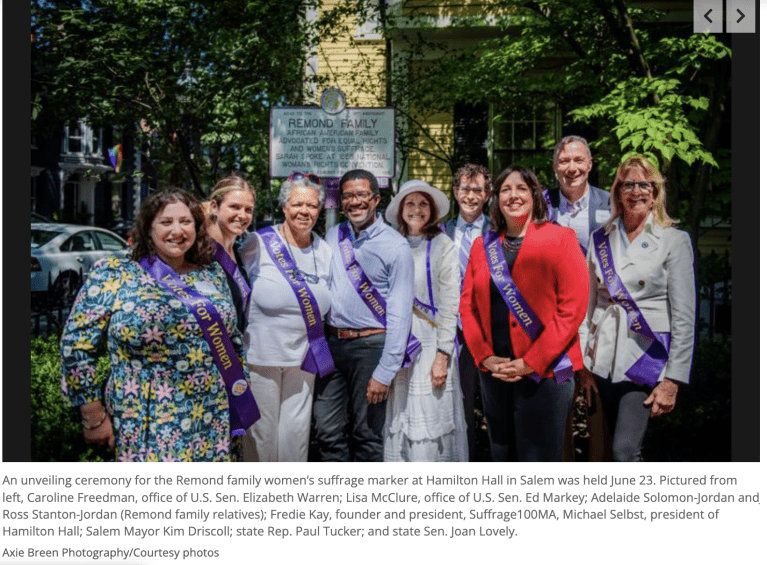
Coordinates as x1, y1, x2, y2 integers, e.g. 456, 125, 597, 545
443, 163, 492, 461
314, 169, 415, 461
548, 135, 611, 249
548, 136, 611, 461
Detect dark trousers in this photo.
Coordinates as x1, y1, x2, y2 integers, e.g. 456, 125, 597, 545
457, 331, 482, 461
479, 371, 575, 462
313, 333, 386, 462
595, 377, 651, 462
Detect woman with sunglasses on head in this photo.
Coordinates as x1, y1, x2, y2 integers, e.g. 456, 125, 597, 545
382, 180, 468, 462
61, 188, 257, 461
459, 166, 589, 462
579, 155, 695, 461
205, 175, 256, 333
238, 173, 333, 461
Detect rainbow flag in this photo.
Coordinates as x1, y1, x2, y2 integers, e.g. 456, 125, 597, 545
108, 144, 123, 173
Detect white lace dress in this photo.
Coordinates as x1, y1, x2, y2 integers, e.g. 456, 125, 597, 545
384, 233, 469, 461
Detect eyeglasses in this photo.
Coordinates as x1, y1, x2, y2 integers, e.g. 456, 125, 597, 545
287, 268, 319, 284
457, 186, 487, 196
620, 181, 653, 193
340, 191, 375, 203
288, 172, 321, 185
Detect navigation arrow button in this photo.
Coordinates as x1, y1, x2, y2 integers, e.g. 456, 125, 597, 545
694, 1, 723, 33
726, 0, 754, 33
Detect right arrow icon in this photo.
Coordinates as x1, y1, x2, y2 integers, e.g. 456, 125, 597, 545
725, 0, 755, 33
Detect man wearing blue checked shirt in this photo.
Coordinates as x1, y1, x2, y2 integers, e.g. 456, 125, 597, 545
314, 169, 415, 462
443, 163, 492, 461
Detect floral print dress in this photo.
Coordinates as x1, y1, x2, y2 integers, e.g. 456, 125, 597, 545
60, 256, 243, 462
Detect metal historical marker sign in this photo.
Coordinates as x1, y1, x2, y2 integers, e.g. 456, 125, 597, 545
269, 106, 396, 179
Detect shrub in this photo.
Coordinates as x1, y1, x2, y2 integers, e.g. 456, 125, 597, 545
31, 335, 112, 462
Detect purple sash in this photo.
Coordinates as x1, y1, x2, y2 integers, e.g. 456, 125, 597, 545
412, 239, 437, 327
257, 227, 335, 378
543, 189, 556, 223
592, 228, 669, 387
483, 232, 574, 383
139, 256, 260, 435
338, 223, 422, 367
213, 241, 251, 310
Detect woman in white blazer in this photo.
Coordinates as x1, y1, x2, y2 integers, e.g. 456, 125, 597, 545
579, 154, 695, 462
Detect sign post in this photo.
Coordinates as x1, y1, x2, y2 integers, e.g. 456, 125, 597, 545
270, 105, 396, 227
270, 106, 395, 179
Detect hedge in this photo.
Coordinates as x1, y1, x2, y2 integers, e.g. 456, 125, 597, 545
31, 335, 112, 462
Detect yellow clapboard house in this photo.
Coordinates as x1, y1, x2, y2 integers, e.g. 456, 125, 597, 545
309, 1, 729, 258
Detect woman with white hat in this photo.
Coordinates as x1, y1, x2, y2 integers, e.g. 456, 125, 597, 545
383, 180, 468, 461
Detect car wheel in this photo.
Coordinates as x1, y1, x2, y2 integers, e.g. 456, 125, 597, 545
53, 271, 81, 302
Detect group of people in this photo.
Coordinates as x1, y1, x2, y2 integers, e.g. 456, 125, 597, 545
60, 135, 695, 463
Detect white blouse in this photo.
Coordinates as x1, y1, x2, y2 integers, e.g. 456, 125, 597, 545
407, 232, 460, 352
239, 227, 332, 367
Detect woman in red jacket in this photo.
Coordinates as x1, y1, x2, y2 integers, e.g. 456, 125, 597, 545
459, 166, 589, 461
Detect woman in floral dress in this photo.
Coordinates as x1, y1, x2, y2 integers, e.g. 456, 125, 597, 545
60, 188, 247, 461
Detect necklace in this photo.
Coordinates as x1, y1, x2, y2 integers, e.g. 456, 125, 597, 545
502, 235, 524, 253
281, 224, 319, 284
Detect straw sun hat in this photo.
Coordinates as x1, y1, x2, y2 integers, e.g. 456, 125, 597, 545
384, 180, 450, 225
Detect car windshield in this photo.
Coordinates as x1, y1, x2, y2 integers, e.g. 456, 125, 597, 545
31, 229, 60, 248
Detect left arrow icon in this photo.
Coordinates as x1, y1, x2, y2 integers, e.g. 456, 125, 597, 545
704, 9, 713, 23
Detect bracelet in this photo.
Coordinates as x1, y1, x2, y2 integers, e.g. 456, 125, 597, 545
81, 411, 108, 430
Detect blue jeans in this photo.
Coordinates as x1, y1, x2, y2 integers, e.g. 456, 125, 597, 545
313, 333, 386, 462
479, 371, 575, 462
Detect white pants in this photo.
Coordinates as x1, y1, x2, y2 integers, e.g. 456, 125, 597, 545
242, 365, 315, 462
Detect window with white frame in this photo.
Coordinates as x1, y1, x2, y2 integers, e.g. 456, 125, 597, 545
91, 126, 102, 155
354, 2, 382, 39
62, 119, 102, 156
65, 121, 84, 154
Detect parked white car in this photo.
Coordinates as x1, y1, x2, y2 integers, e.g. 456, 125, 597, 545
31, 223, 130, 298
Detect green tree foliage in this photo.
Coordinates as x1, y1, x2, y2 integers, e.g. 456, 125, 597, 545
31, 0, 325, 201
353, 1, 728, 217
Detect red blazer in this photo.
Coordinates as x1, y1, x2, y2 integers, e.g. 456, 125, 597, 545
459, 221, 589, 378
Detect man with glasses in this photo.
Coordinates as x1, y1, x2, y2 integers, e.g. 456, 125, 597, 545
443, 163, 492, 461
549, 135, 611, 462
314, 169, 415, 461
